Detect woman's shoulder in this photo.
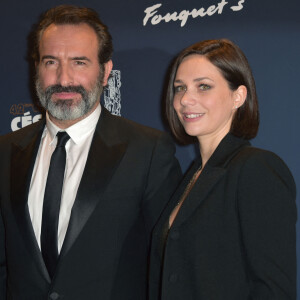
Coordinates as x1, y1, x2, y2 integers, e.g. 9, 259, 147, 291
234, 145, 289, 170
232, 145, 296, 195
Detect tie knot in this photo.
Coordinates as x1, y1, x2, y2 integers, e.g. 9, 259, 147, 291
56, 131, 70, 148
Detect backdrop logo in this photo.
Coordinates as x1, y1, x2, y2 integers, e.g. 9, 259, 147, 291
10, 103, 42, 132
143, 0, 245, 27
104, 70, 121, 116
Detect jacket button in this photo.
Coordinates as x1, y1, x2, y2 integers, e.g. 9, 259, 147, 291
170, 230, 180, 240
169, 273, 178, 283
49, 292, 60, 300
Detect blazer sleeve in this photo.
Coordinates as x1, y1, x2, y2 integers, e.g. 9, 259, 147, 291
237, 150, 297, 299
0, 205, 6, 298
142, 132, 182, 234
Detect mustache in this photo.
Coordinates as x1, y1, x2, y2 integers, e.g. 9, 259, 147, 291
45, 84, 88, 97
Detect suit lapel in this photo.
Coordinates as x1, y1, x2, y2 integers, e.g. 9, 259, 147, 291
60, 109, 128, 258
10, 122, 50, 281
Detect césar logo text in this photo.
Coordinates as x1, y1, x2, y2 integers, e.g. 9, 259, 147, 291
10, 103, 42, 132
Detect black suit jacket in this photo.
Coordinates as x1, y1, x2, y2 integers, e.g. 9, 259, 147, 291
149, 134, 297, 300
0, 107, 182, 300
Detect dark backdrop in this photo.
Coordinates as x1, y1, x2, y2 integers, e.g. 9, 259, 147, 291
1, 0, 299, 296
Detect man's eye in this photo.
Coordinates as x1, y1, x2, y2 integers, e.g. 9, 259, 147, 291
199, 84, 211, 91
45, 60, 55, 65
174, 86, 186, 93
75, 61, 86, 65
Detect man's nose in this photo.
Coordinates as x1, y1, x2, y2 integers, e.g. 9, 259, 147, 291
57, 64, 74, 86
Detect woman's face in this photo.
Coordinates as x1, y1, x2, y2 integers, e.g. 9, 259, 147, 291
173, 54, 241, 143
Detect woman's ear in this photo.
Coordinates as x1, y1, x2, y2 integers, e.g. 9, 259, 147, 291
233, 85, 247, 109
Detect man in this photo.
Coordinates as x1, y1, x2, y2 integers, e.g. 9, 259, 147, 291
0, 5, 181, 299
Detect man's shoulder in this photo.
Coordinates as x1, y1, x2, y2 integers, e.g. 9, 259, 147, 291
101, 109, 168, 142
0, 119, 44, 146
116, 115, 162, 137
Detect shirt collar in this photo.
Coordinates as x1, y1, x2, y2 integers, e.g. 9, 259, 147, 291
45, 104, 101, 145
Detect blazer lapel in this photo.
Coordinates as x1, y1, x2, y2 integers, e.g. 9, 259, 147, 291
10, 122, 50, 281
172, 165, 226, 227
60, 110, 128, 258
170, 134, 250, 228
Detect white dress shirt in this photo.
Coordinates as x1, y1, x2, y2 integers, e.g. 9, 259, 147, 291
28, 104, 101, 253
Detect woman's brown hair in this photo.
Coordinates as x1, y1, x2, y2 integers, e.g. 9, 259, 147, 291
166, 39, 259, 144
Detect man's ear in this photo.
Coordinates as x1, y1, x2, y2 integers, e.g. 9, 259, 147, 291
233, 85, 247, 109
102, 60, 113, 86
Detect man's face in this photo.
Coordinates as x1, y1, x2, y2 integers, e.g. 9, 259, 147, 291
36, 23, 111, 124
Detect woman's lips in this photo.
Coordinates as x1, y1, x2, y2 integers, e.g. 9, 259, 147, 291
182, 113, 205, 121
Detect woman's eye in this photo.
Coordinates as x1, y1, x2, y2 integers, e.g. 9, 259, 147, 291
199, 84, 211, 91
174, 86, 186, 93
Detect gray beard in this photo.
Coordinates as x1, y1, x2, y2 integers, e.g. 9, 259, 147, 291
35, 77, 103, 121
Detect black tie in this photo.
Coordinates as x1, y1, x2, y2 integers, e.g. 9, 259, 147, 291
41, 131, 70, 278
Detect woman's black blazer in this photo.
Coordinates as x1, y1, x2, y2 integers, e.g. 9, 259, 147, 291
149, 134, 297, 300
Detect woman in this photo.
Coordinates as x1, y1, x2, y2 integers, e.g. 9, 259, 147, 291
149, 39, 297, 299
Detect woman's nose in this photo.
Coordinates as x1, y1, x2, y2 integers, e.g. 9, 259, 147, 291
180, 89, 196, 106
